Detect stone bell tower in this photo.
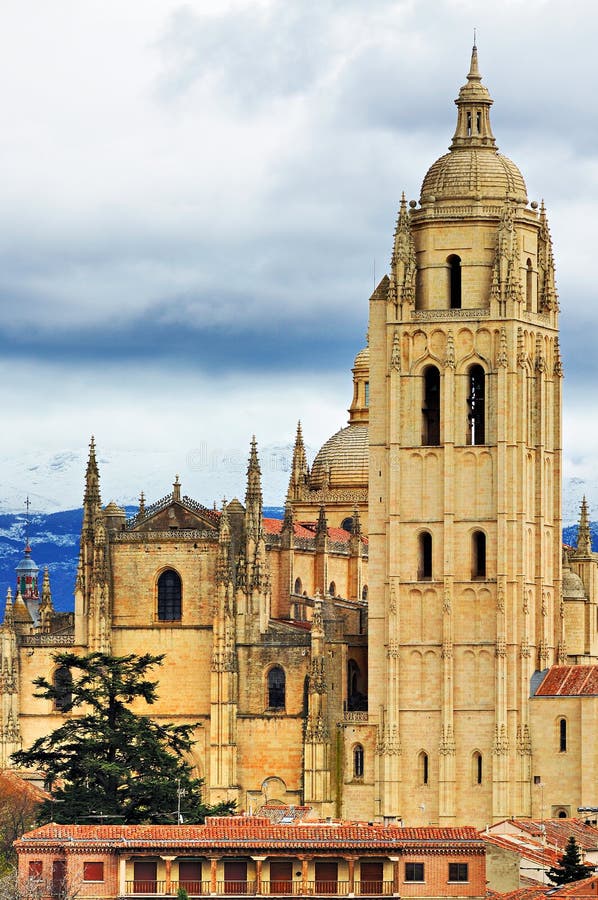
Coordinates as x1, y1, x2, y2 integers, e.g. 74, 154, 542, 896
368, 46, 561, 827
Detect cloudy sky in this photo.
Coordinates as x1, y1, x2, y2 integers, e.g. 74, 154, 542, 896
3, 0, 598, 511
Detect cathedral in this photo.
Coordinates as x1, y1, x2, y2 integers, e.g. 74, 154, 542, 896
2, 47, 598, 829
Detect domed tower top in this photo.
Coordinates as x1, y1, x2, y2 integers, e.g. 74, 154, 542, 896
16, 542, 40, 625
420, 45, 527, 205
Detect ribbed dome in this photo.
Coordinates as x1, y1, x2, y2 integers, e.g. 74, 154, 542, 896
354, 345, 369, 368
16, 545, 38, 575
421, 150, 527, 204
310, 424, 368, 490
563, 568, 586, 599
104, 500, 125, 515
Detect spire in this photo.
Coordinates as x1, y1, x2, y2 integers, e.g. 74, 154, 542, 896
287, 421, 308, 502
450, 44, 496, 151
83, 436, 102, 528
3, 587, 13, 627
388, 193, 416, 309
245, 436, 263, 537
538, 200, 558, 312
39, 567, 54, 632
138, 491, 146, 518
575, 496, 592, 557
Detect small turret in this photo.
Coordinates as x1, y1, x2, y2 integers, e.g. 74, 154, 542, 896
245, 437, 263, 540
39, 567, 54, 633
287, 422, 308, 502
574, 497, 592, 558
16, 543, 40, 626
82, 436, 102, 534
3, 588, 13, 628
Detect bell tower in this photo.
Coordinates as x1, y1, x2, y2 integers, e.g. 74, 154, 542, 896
368, 46, 561, 826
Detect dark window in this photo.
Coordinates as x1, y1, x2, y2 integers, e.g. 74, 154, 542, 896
559, 718, 567, 752
423, 366, 440, 445
134, 861, 157, 894
83, 862, 104, 882
360, 862, 383, 896
448, 255, 462, 308
405, 863, 424, 882
418, 533, 432, 580
468, 365, 485, 445
157, 569, 182, 621
54, 667, 73, 711
420, 751, 429, 785
526, 258, 533, 311
52, 860, 66, 900
448, 863, 468, 883
179, 861, 203, 895
365, 382, 370, 407
347, 658, 367, 711
353, 744, 364, 777
472, 531, 486, 578
361, 585, 368, 602
328, 581, 336, 596
473, 752, 482, 785
341, 517, 354, 532
29, 861, 43, 880
294, 577, 302, 594
268, 666, 285, 709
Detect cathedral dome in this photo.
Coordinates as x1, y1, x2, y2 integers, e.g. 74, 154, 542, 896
310, 423, 368, 490
562, 568, 586, 599
421, 150, 527, 204
420, 45, 527, 206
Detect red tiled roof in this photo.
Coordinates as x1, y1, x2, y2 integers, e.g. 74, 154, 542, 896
481, 832, 560, 867
487, 818, 598, 851
0, 770, 49, 803
535, 666, 598, 697
497, 876, 598, 900
17, 821, 485, 852
262, 519, 316, 539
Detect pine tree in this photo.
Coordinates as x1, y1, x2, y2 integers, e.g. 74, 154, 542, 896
12, 651, 234, 825
547, 835, 590, 885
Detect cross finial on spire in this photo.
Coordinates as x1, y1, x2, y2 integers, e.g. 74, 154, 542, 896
24, 495, 31, 548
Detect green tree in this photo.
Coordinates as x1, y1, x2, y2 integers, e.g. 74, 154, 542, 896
12, 652, 234, 825
547, 835, 590, 885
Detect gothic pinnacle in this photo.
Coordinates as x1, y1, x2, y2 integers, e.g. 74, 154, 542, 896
576, 496, 592, 557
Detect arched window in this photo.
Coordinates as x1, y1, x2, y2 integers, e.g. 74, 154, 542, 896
559, 717, 567, 752
361, 585, 368, 602
419, 750, 429, 785
347, 659, 367, 711
365, 382, 370, 407
157, 569, 182, 621
526, 258, 533, 311
328, 581, 336, 597
448, 255, 462, 309
268, 666, 285, 709
467, 365, 485, 445
422, 366, 440, 445
294, 577, 302, 594
54, 666, 73, 711
341, 517, 354, 533
353, 744, 364, 778
472, 531, 486, 578
418, 532, 432, 580
472, 752, 482, 785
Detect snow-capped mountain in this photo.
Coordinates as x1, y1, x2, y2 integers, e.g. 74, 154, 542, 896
0, 444, 593, 614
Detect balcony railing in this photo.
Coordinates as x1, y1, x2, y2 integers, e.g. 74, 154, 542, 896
124, 880, 395, 896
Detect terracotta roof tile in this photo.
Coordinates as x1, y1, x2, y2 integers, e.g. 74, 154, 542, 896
17, 821, 485, 852
535, 666, 598, 697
